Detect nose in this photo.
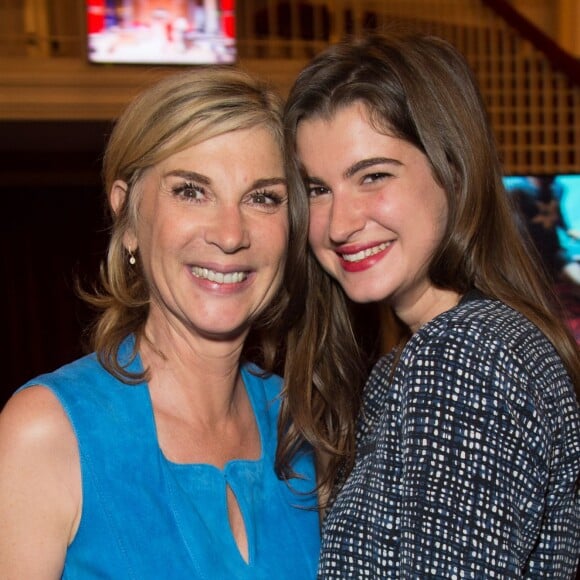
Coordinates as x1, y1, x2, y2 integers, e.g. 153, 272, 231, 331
328, 191, 365, 244
205, 205, 250, 253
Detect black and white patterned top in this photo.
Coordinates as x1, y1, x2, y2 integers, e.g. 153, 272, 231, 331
319, 293, 580, 579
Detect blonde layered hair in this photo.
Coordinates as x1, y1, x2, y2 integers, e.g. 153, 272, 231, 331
82, 67, 306, 383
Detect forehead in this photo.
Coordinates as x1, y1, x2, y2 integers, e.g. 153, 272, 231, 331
297, 102, 395, 144
162, 125, 284, 167
296, 104, 410, 166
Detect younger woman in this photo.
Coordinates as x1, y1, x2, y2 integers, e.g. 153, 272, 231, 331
280, 32, 580, 578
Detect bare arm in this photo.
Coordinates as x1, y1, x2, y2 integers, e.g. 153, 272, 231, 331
0, 386, 81, 579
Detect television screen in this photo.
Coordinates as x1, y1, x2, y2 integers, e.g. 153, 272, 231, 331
504, 174, 580, 343
86, 0, 236, 65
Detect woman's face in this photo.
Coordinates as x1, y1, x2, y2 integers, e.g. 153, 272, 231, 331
118, 125, 288, 341
296, 102, 455, 330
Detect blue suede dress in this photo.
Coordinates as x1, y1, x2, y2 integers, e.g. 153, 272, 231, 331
20, 338, 320, 579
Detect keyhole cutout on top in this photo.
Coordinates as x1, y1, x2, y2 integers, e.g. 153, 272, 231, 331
226, 484, 249, 563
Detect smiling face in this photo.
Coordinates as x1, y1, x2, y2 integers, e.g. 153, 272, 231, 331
114, 125, 288, 342
297, 102, 459, 330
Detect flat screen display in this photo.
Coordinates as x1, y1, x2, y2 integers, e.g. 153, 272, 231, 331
504, 174, 580, 342
86, 0, 236, 65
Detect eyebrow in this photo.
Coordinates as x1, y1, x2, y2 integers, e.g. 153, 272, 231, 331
165, 169, 210, 185
303, 157, 403, 186
164, 170, 287, 189
253, 177, 288, 189
344, 157, 402, 179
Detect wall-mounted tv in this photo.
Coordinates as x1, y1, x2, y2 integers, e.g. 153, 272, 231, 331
86, 0, 236, 65
503, 174, 580, 343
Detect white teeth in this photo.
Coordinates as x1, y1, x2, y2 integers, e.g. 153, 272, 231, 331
191, 266, 247, 284
341, 242, 390, 263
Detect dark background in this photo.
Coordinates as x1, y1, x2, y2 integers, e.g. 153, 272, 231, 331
1, 120, 112, 409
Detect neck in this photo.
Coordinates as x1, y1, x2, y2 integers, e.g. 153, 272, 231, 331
394, 286, 462, 333
139, 321, 248, 424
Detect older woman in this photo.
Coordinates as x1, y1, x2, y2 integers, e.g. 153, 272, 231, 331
0, 67, 320, 579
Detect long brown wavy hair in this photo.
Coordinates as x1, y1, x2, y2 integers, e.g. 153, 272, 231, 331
277, 31, 580, 499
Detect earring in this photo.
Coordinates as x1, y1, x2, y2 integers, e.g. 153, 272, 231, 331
128, 250, 136, 265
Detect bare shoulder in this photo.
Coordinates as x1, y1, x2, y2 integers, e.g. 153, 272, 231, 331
0, 385, 78, 459
0, 385, 81, 578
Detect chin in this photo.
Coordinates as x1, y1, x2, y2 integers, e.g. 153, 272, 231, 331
357, 296, 386, 304
199, 326, 248, 342
342, 284, 391, 304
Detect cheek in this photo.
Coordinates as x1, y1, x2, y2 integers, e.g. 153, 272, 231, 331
307, 205, 328, 248
144, 220, 182, 253
426, 192, 449, 239
260, 216, 289, 264
412, 195, 449, 254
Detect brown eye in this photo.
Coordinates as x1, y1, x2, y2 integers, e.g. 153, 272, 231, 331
308, 185, 329, 198
250, 191, 284, 206
362, 172, 389, 185
172, 182, 204, 201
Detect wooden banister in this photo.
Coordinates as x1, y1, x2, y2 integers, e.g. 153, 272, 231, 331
482, 0, 580, 86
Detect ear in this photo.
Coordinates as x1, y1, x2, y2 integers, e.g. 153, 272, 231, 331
110, 179, 128, 216
110, 179, 138, 252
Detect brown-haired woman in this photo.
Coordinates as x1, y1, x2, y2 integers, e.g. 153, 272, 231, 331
280, 31, 580, 578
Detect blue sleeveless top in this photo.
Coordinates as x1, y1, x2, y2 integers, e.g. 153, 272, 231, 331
21, 339, 320, 579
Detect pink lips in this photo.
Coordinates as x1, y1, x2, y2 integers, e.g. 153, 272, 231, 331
190, 264, 254, 294
337, 243, 392, 272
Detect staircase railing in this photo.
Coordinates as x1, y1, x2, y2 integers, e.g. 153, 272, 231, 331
0, 0, 578, 174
